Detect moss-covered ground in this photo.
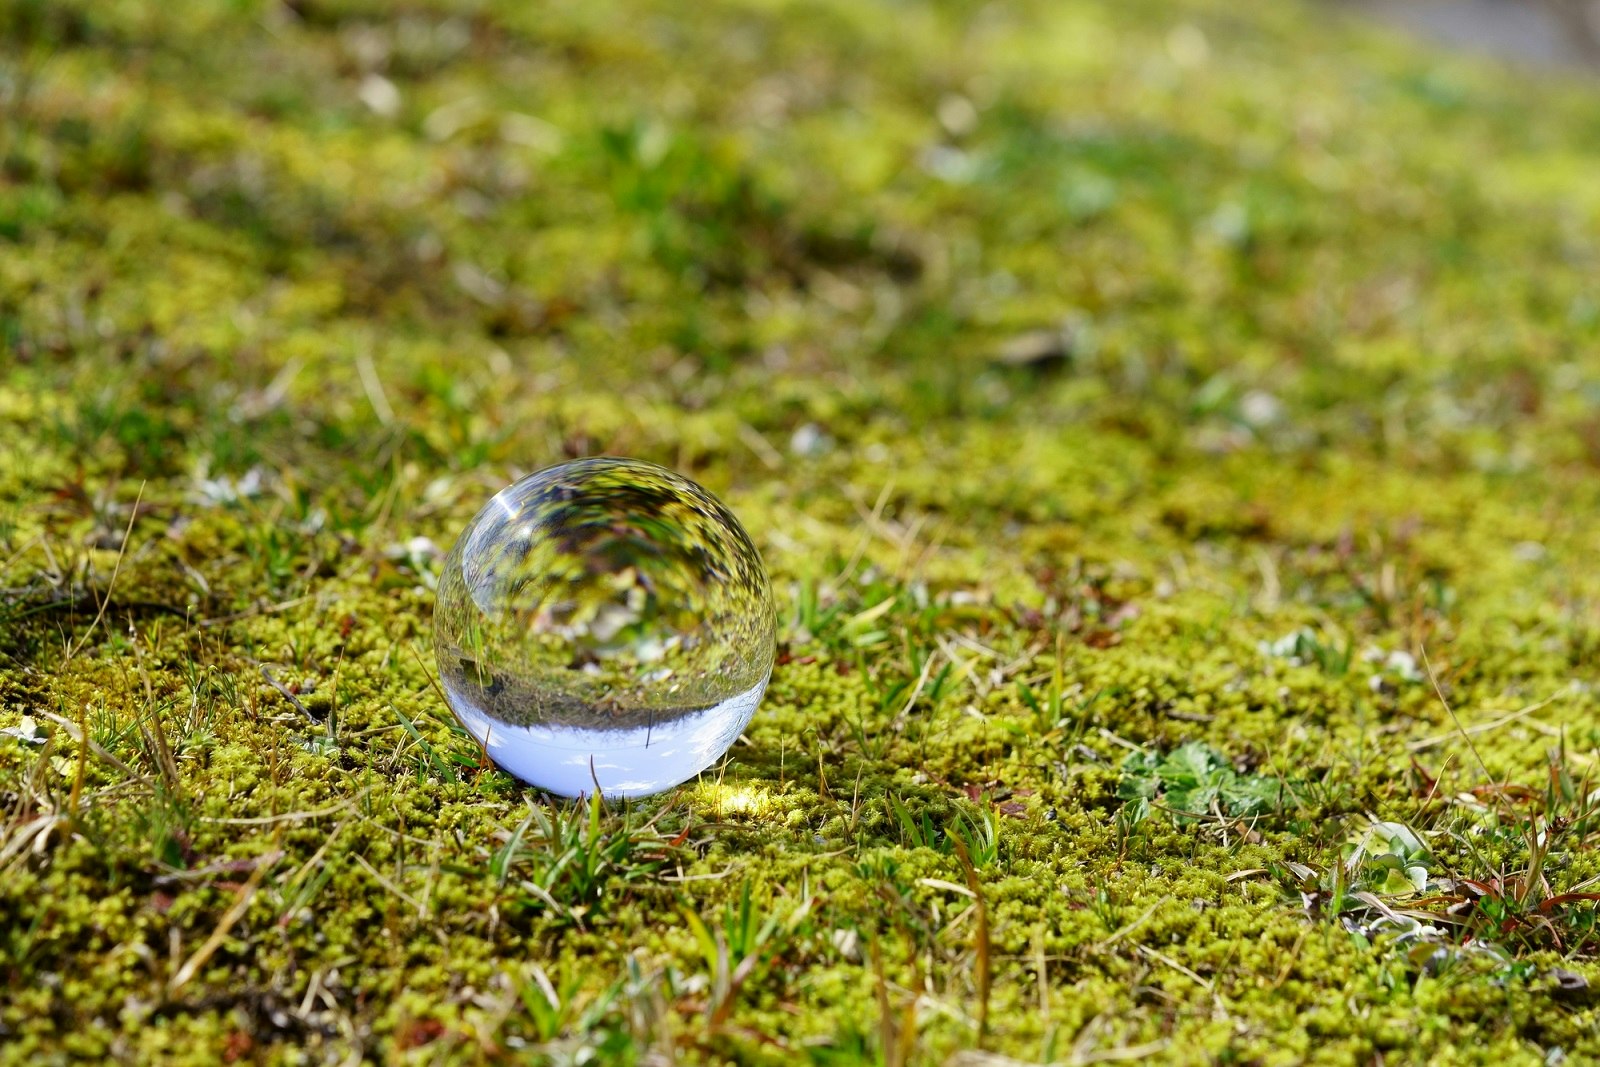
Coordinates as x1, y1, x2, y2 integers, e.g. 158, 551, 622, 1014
6, 0, 1600, 1062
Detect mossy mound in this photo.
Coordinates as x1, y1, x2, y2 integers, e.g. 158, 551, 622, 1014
5, 0, 1600, 1063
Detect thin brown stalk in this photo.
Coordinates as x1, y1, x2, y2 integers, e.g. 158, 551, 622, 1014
953, 836, 991, 1045
168, 837, 282, 996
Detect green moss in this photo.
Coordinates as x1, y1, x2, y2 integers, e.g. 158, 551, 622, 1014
6, 0, 1600, 1062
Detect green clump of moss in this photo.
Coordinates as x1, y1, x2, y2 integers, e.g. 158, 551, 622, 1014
5, 0, 1600, 1062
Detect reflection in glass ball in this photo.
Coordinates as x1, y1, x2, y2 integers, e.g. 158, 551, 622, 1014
433, 458, 776, 797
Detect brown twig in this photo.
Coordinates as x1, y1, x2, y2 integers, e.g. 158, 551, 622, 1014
260, 665, 319, 723
168, 838, 282, 996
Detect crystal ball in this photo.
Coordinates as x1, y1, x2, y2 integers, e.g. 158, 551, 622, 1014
433, 457, 776, 797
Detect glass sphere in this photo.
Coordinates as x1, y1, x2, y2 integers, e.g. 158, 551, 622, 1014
433, 457, 776, 797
